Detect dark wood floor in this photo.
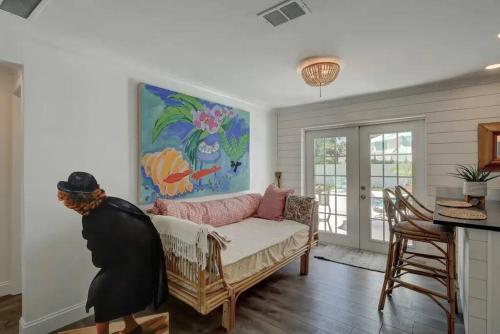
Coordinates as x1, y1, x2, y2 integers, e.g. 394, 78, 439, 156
54, 248, 464, 334
0, 294, 21, 334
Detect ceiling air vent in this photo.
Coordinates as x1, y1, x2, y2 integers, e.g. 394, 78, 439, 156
0, 0, 43, 19
257, 0, 311, 27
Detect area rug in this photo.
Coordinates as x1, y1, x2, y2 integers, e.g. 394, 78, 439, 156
314, 244, 387, 273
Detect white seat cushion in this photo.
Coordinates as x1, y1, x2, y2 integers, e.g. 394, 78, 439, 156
217, 217, 309, 283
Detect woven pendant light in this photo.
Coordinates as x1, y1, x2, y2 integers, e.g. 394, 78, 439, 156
298, 56, 341, 97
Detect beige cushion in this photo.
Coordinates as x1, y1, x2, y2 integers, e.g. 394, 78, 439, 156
217, 217, 309, 283
394, 219, 452, 239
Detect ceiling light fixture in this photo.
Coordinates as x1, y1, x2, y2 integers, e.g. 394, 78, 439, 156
485, 64, 500, 70
497, 33, 500, 39
298, 56, 341, 97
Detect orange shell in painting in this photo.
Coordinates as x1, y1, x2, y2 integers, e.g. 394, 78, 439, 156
141, 148, 193, 197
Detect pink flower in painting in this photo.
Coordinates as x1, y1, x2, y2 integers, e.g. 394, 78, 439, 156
192, 105, 235, 134
207, 117, 218, 131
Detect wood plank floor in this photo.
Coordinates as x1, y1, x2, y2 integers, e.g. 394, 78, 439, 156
0, 294, 21, 334
54, 247, 465, 334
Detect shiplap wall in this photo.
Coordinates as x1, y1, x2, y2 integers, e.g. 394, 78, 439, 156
277, 78, 500, 205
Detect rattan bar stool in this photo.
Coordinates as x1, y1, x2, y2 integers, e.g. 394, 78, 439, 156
378, 186, 457, 334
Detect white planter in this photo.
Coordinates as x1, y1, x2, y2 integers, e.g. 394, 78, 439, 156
463, 181, 487, 197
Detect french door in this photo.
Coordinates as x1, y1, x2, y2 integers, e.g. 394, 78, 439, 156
359, 121, 425, 253
305, 120, 425, 253
305, 128, 359, 247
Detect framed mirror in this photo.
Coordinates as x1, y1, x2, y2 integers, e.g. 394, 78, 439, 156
478, 122, 500, 171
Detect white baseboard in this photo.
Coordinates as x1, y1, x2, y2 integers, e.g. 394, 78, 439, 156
0, 280, 11, 297
20, 301, 93, 334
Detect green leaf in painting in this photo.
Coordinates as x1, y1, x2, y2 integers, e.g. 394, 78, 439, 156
152, 106, 192, 143
169, 93, 204, 111
220, 130, 249, 163
184, 129, 203, 168
221, 116, 232, 131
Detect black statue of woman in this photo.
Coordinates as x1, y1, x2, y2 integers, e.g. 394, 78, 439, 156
57, 172, 168, 334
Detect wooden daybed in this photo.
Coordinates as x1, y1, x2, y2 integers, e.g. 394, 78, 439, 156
161, 198, 319, 332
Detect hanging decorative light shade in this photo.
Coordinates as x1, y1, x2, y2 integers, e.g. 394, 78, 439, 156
298, 56, 341, 97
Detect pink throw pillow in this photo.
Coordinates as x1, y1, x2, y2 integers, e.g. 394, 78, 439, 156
255, 184, 294, 221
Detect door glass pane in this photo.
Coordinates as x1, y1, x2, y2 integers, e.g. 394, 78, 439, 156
336, 215, 347, 235
371, 156, 383, 176
398, 132, 412, 153
336, 195, 347, 215
315, 163, 324, 175
370, 135, 384, 154
336, 137, 347, 156
371, 219, 384, 241
314, 135, 348, 235
383, 133, 397, 153
398, 155, 412, 177
369, 131, 414, 242
371, 197, 384, 219
315, 138, 325, 157
325, 176, 335, 194
384, 155, 398, 176
336, 156, 347, 176
325, 163, 335, 175
336, 176, 347, 195
371, 177, 384, 197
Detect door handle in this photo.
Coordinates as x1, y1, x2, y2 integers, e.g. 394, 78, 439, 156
360, 194, 366, 200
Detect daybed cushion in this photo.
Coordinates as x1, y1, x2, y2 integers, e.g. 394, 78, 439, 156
218, 217, 309, 284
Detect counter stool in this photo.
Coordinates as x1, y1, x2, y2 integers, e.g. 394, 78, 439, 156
378, 186, 457, 334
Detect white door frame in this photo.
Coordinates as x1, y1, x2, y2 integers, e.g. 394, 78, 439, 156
305, 127, 359, 248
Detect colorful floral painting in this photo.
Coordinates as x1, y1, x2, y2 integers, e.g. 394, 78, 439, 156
139, 83, 250, 204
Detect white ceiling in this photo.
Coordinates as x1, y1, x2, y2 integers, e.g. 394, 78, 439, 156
3, 0, 500, 108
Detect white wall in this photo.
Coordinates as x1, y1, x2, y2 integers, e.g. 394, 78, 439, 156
0, 73, 13, 296
0, 30, 276, 333
10, 76, 23, 295
276, 78, 500, 201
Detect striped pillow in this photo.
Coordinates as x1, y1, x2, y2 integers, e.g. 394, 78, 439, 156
149, 193, 262, 227
149, 199, 205, 224
201, 194, 262, 227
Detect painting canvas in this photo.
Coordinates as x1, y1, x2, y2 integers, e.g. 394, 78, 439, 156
139, 83, 250, 204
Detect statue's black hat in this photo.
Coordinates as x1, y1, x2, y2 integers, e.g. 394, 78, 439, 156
57, 172, 99, 193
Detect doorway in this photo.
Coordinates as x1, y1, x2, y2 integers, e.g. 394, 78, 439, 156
305, 120, 425, 253
0, 61, 23, 334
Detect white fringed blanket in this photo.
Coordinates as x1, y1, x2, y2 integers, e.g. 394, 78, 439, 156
150, 214, 230, 270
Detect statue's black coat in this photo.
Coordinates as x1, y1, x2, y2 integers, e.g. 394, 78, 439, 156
81, 197, 167, 322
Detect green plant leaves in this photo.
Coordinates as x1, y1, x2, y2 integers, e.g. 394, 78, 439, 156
152, 105, 193, 143
220, 128, 249, 162
184, 129, 203, 168
169, 93, 204, 112
449, 164, 500, 182
152, 93, 203, 143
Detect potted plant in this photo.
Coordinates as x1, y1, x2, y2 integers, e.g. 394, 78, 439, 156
450, 165, 500, 207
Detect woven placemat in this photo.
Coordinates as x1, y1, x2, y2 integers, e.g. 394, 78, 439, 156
436, 199, 472, 208
438, 208, 487, 220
